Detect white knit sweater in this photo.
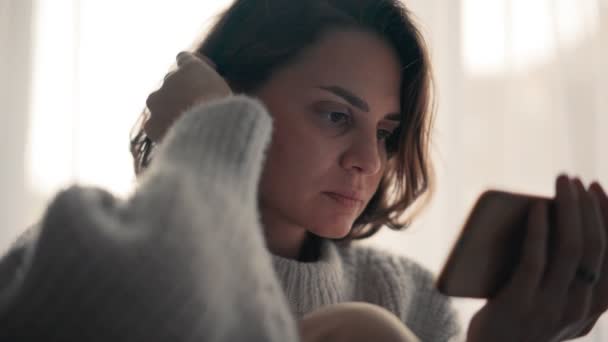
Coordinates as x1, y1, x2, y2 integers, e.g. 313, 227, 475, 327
0, 96, 462, 341
272, 239, 462, 341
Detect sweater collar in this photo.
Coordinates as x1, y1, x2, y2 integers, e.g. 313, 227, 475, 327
270, 238, 350, 317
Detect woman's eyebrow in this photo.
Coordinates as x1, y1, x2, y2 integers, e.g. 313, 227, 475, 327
317, 85, 400, 121
318, 85, 369, 111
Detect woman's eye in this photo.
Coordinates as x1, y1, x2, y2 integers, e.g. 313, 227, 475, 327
326, 111, 350, 125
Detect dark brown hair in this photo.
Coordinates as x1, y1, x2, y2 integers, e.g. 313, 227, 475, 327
130, 0, 436, 241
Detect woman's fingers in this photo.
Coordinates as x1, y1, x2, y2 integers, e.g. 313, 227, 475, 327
586, 183, 606, 278
529, 175, 582, 337
163, 69, 177, 82
542, 175, 583, 294
590, 181, 608, 237
561, 179, 604, 329
584, 182, 608, 320
173, 51, 230, 96
166, 52, 212, 84
144, 50, 230, 143
501, 200, 548, 304
575, 313, 601, 338
473, 176, 608, 341
176, 51, 200, 67
176, 51, 217, 70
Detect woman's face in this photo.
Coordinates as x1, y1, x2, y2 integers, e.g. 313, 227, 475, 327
255, 29, 402, 240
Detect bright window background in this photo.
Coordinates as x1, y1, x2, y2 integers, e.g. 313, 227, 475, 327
28, 0, 231, 198
462, 0, 601, 74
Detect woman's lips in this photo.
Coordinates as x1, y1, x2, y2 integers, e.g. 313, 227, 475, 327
324, 192, 363, 210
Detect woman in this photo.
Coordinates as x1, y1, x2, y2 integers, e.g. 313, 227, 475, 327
1, 0, 607, 341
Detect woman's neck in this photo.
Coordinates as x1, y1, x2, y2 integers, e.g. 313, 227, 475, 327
260, 214, 307, 259
261, 220, 321, 261
297, 233, 322, 262
258, 201, 323, 261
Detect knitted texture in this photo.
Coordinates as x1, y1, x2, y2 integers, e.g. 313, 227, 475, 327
0, 96, 298, 342
0, 96, 462, 341
272, 240, 463, 341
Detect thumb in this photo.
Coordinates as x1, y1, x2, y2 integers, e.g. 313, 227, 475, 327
497, 200, 548, 303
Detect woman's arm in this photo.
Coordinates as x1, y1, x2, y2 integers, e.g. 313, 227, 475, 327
0, 97, 299, 342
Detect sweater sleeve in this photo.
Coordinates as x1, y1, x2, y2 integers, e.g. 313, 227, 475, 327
0, 96, 299, 342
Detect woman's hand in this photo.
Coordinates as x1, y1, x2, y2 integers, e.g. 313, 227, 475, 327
144, 51, 232, 142
467, 175, 608, 342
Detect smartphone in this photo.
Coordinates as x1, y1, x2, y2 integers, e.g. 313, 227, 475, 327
435, 190, 555, 299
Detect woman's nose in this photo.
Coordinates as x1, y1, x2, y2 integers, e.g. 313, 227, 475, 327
339, 132, 382, 175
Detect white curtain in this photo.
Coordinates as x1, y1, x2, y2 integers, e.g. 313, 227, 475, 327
1, 0, 35, 258
368, 0, 608, 339
1, 0, 606, 340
